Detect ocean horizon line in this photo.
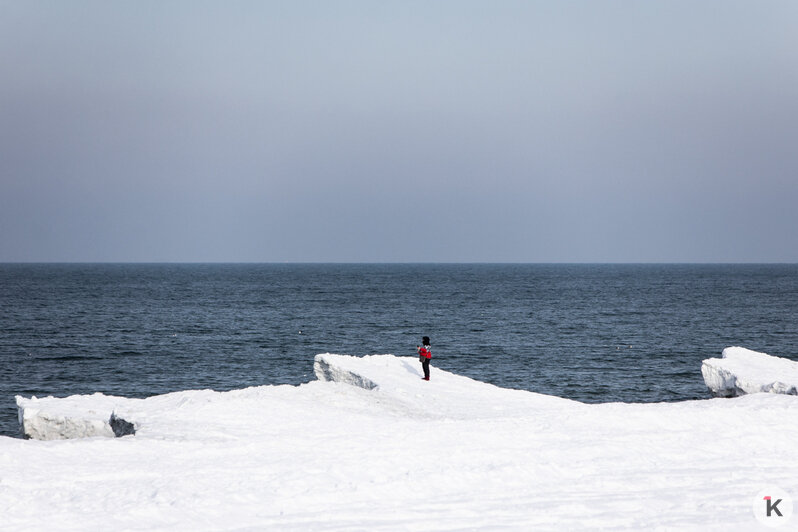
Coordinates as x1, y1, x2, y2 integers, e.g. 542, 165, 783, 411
2, 261, 797, 266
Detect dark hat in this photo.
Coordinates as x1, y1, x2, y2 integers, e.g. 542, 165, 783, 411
422, 336, 430, 345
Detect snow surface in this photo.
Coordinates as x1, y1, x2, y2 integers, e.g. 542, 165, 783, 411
702, 347, 798, 397
2, 353, 797, 530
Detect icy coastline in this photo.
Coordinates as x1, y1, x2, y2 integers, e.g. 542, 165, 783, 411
16, 353, 576, 440
16, 349, 798, 442
702, 346, 798, 397
3, 352, 798, 530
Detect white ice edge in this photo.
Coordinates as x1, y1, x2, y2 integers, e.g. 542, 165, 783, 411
15, 353, 576, 440
701, 346, 798, 397
17, 347, 798, 441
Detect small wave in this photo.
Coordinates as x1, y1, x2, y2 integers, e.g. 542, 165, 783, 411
669, 370, 700, 378
35, 355, 102, 362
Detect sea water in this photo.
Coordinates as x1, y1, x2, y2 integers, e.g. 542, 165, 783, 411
1, 263, 797, 437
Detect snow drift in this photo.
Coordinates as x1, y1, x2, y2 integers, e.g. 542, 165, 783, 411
17, 354, 576, 440
701, 347, 798, 397
16, 349, 798, 441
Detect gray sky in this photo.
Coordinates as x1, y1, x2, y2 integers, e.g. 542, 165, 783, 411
1, 1, 797, 262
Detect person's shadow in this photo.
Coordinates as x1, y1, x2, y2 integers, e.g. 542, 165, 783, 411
400, 358, 423, 378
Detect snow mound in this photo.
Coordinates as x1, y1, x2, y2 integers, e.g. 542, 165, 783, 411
17, 355, 576, 440
16, 393, 138, 440
313, 353, 577, 420
15, 386, 292, 441
701, 346, 798, 397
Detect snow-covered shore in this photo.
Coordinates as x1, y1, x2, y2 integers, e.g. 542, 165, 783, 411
2, 353, 797, 530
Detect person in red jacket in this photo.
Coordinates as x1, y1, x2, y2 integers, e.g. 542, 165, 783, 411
417, 336, 431, 381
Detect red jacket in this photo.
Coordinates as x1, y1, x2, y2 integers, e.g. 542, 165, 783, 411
418, 346, 431, 359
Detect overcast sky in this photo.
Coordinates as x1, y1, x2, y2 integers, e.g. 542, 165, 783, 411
1, 1, 796, 262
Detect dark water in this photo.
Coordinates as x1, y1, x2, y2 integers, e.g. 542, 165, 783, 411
1, 263, 797, 437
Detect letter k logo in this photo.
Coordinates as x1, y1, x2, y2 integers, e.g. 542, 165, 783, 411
765, 496, 784, 517
754, 487, 792, 526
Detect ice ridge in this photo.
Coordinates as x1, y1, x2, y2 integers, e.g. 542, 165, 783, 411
701, 346, 798, 397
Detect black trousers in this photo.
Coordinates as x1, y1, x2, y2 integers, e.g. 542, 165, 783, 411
421, 357, 430, 379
